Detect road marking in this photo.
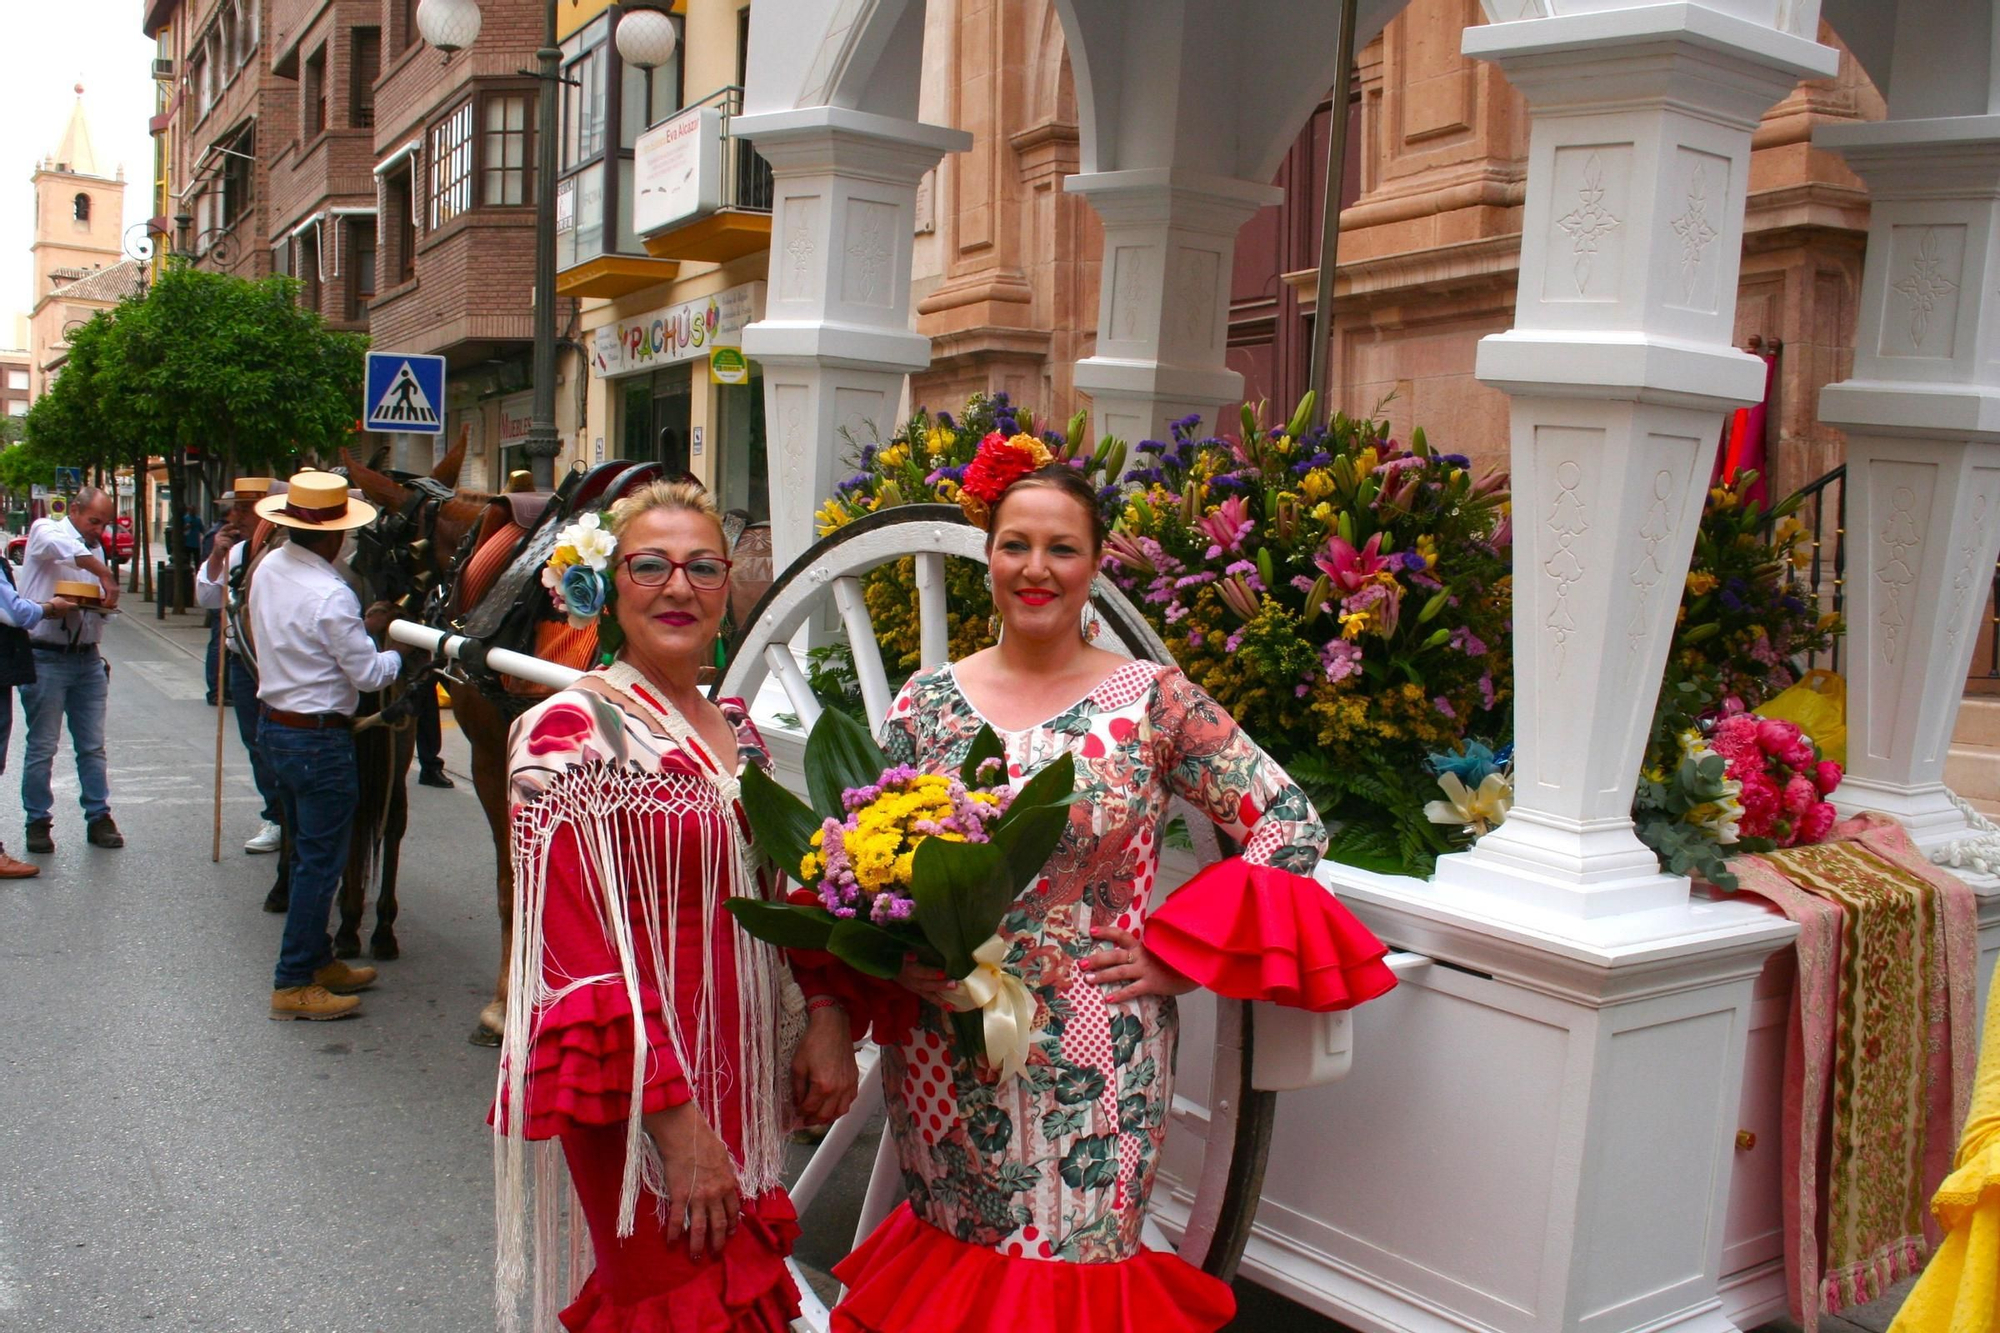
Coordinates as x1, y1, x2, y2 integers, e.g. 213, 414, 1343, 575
121, 659, 209, 701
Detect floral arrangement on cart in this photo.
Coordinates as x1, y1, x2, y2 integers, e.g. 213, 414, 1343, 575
804, 393, 1846, 886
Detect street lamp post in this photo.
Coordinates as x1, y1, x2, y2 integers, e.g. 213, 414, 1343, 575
417, 0, 678, 491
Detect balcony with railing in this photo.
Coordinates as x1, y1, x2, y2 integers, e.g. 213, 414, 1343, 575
635, 85, 774, 266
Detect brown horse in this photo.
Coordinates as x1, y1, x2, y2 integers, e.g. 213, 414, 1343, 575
342, 453, 773, 1045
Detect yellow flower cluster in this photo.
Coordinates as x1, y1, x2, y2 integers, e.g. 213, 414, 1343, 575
1685, 570, 1718, 596
548, 543, 581, 572
797, 775, 1001, 894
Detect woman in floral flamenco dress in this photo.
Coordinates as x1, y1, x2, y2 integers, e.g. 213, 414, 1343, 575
828, 436, 1399, 1333
493, 480, 860, 1333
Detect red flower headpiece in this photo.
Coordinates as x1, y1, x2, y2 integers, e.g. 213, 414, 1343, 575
959, 431, 1054, 528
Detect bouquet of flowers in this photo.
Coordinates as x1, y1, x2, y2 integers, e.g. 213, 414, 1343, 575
729, 709, 1076, 1077
1633, 471, 1846, 888
540, 512, 617, 628
1106, 395, 1512, 875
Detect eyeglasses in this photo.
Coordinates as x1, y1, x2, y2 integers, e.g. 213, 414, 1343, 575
620, 552, 733, 591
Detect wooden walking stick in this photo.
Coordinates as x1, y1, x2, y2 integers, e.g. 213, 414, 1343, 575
212, 589, 227, 863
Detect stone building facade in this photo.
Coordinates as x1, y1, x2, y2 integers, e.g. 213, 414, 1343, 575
27, 92, 134, 400
912, 0, 1884, 503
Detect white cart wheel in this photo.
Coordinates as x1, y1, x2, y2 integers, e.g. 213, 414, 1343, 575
716, 503, 1277, 1327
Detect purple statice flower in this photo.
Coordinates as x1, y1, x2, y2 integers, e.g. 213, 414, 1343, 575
858, 443, 878, 468
1096, 484, 1122, 508
871, 895, 916, 924
1321, 639, 1363, 683
1719, 589, 1745, 614
842, 766, 923, 811
1291, 574, 1319, 594
1136, 439, 1167, 455
1124, 466, 1166, 487
1376, 455, 1426, 478
1399, 551, 1428, 573
1170, 413, 1205, 442
1433, 696, 1457, 720
1174, 571, 1216, 589
1478, 674, 1497, 710
1188, 631, 1205, 648
1449, 625, 1487, 656
1165, 602, 1189, 623
836, 473, 871, 496
937, 411, 955, 430
1224, 632, 1244, 654
1223, 559, 1265, 594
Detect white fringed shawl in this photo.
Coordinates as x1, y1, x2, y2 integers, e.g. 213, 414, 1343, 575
492, 671, 792, 1333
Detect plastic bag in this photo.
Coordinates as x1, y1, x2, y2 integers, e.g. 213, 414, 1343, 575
1754, 669, 1845, 765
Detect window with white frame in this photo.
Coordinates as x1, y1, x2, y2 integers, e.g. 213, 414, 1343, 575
427, 100, 473, 230
483, 94, 532, 206
7, 371, 27, 391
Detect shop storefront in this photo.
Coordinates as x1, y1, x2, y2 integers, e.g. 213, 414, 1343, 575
591, 279, 767, 520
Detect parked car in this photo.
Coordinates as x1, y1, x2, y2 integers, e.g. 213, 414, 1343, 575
7, 516, 135, 565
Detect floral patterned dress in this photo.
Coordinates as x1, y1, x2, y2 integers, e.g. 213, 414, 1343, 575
829, 658, 1396, 1333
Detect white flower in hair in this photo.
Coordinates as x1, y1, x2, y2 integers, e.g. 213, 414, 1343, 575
560, 512, 618, 571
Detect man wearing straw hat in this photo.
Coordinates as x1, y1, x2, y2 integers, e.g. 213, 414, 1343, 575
249, 471, 408, 1021
18, 486, 123, 856
195, 477, 285, 854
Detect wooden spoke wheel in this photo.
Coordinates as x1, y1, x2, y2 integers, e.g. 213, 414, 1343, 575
717, 504, 1278, 1326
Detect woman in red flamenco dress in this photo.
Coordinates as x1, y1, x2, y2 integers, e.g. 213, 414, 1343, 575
493, 481, 860, 1333
823, 439, 1399, 1333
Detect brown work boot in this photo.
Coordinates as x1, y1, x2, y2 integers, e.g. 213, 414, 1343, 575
313, 959, 378, 995
0, 846, 39, 878
86, 816, 124, 849
270, 984, 361, 1021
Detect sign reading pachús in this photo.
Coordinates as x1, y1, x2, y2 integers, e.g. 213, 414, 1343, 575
591, 282, 765, 379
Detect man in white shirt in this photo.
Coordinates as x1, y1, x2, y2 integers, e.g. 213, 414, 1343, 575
195, 478, 284, 853
18, 488, 124, 855
249, 472, 409, 1022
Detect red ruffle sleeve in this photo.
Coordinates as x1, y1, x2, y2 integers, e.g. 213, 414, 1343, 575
493, 817, 695, 1139
506, 982, 694, 1139
1144, 857, 1397, 1012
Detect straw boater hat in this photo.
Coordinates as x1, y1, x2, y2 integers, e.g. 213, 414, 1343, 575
224, 476, 275, 504
254, 470, 378, 532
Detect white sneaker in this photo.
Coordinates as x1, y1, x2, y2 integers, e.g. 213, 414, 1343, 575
244, 821, 282, 854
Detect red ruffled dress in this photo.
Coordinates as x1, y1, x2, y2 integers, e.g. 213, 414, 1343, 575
495, 683, 805, 1333
827, 660, 1396, 1333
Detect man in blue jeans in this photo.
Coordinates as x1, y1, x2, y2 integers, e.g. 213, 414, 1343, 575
18, 488, 124, 854
195, 479, 284, 853
248, 472, 409, 1021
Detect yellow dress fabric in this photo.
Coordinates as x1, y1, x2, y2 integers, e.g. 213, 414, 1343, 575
1891, 976, 2000, 1332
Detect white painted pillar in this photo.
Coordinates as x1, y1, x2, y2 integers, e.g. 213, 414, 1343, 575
1066, 170, 1280, 447
735, 107, 971, 570
1432, 7, 1838, 918
1816, 119, 2000, 856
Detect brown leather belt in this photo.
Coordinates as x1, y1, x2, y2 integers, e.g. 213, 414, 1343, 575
260, 706, 354, 731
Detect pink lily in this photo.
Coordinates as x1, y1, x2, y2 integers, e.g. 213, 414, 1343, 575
1315, 531, 1392, 592
1196, 494, 1255, 558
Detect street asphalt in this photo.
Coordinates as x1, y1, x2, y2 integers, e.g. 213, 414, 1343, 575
0, 603, 1875, 1333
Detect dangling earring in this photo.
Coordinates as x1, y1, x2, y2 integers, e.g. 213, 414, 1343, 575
985, 568, 1000, 643
1080, 604, 1101, 645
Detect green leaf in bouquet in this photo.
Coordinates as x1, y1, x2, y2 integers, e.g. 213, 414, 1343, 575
959, 724, 1007, 789
990, 754, 1081, 893
723, 898, 837, 951
827, 918, 910, 979
911, 837, 1009, 977
740, 764, 820, 879
804, 706, 891, 819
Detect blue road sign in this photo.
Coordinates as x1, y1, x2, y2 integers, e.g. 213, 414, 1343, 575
53, 467, 82, 491
364, 351, 447, 435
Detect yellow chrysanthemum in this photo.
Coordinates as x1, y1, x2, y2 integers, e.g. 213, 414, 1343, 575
1685, 570, 1718, 596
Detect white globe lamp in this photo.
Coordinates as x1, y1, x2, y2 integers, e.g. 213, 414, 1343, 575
416, 0, 484, 54
615, 7, 679, 70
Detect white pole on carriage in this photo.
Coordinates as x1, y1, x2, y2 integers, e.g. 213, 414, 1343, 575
385, 620, 584, 691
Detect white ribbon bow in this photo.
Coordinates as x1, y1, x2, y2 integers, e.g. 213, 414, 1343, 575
942, 934, 1038, 1082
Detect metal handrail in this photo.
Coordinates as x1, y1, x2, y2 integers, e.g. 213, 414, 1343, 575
1772, 463, 1845, 676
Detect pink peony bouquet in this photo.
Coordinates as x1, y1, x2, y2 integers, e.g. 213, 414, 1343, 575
1709, 713, 1841, 848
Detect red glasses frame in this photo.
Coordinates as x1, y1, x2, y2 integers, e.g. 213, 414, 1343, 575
619, 551, 734, 591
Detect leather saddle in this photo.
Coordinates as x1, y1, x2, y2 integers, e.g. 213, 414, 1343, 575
457, 461, 665, 650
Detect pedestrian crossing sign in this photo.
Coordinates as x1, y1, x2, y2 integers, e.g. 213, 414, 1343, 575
364, 351, 447, 435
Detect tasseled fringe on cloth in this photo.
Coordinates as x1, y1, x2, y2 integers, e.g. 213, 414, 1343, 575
1818, 1237, 1926, 1314
492, 761, 791, 1333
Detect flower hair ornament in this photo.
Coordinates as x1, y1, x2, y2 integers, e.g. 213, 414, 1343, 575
958, 431, 1054, 529
542, 511, 617, 630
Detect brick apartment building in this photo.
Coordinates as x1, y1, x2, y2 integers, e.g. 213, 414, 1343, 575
142, 0, 572, 488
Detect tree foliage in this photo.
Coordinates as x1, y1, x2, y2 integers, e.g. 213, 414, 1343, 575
3, 264, 368, 494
